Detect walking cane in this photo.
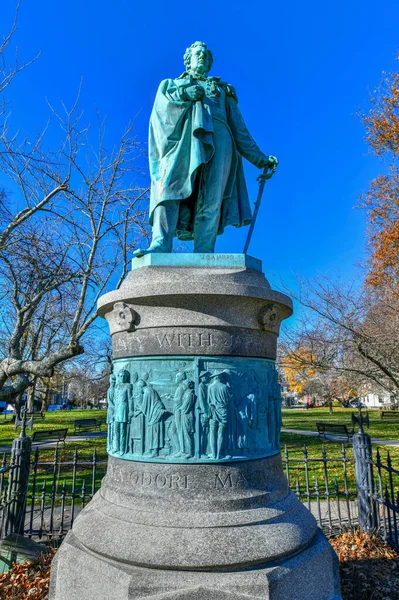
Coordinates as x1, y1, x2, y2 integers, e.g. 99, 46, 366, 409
243, 162, 278, 255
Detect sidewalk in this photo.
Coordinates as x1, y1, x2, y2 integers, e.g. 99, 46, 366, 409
282, 427, 399, 446
0, 431, 107, 453
2, 428, 398, 453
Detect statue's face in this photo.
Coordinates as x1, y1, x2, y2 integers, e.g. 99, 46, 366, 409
175, 372, 185, 384
118, 370, 129, 384
190, 45, 210, 76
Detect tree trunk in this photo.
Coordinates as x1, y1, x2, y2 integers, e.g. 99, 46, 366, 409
328, 399, 333, 415
27, 381, 36, 412
14, 392, 23, 416
41, 386, 50, 413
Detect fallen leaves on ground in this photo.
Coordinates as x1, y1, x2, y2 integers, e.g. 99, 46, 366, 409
0, 549, 54, 600
330, 530, 399, 599
0, 532, 398, 599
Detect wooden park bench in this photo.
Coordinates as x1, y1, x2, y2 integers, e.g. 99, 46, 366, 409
316, 422, 354, 442
27, 410, 45, 420
32, 428, 68, 444
379, 410, 399, 422
74, 418, 103, 434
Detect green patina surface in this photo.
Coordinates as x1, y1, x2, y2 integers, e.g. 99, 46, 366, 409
107, 356, 282, 463
131, 252, 262, 271
134, 42, 278, 257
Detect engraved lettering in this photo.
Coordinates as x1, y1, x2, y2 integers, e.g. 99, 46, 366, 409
170, 474, 181, 488
199, 332, 213, 347
131, 472, 140, 485
156, 333, 175, 347
215, 473, 233, 489
135, 336, 144, 350
142, 473, 152, 486
114, 470, 191, 490
222, 334, 233, 347
155, 474, 167, 488
234, 473, 249, 488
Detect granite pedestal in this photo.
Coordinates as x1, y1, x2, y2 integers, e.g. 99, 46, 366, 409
49, 255, 341, 599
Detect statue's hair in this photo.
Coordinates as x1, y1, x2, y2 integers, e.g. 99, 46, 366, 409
118, 369, 130, 382
184, 41, 213, 71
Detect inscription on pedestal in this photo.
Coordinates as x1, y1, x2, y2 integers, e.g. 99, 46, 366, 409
108, 462, 191, 489
112, 328, 276, 359
113, 330, 235, 355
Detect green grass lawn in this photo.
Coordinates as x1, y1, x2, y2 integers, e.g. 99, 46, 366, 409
0, 407, 397, 503
281, 409, 399, 495
0, 409, 107, 447
282, 407, 399, 440
0, 410, 108, 501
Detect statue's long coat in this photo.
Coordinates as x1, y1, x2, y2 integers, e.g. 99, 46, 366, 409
148, 75, 255, 240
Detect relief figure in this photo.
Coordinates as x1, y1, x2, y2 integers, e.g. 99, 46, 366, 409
225, 370, 239, 455
237, 391, 257, 453
208, 372, 231, 459
113, 369, 132, 455
257, 398, 269, 451
272, 369, 282, 448
179, 380, 196, 458
106, 373, 116, 453
170, 371, 187, 457
198, 370, 210, 456
129, 372, 145, 455
266, 368, 282, 449
142, 381, 167, 458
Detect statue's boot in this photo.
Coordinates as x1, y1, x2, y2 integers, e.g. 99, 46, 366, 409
133, 242, 168, 258
134, 201, 178, 257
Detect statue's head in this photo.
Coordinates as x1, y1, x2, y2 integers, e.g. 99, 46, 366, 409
131, 371, 139, 383
211, 373, 222, 383
199, 370, 210, 383
182, 378, 193, 390
175, 371, 186, 384
118, 369, 130, 384
184, 41, 213, 77
110, 373, 116, 386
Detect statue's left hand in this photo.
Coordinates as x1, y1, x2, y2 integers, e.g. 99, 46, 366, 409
260, 155, 278, 169
258, 155, 278, 180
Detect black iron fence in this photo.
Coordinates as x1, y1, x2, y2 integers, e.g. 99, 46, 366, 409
0, 421, 397, 547
0, 445, 107, 540
282, 443, 358, 534
368, 448, 399, 550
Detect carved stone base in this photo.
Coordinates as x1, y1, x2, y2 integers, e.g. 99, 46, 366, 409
50, 257, 341, 598
50, 529, 340, 600
49, 457, 341, 599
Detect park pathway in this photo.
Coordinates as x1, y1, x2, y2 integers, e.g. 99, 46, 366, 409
1, 428, 398, 452
282, 427, 399, 446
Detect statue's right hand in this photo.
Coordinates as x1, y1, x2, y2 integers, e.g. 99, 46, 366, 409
184, 85, 204, 101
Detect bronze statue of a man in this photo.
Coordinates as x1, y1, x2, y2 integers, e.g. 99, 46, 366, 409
134, 41, 277, 256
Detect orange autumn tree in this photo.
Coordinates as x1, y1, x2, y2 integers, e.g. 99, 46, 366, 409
281, 347, 316, 395
361, 56, 399, 287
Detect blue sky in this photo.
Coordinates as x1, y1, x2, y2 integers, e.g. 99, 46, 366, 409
2, 0, 399, 291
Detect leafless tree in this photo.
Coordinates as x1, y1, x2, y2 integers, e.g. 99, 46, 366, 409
0, 1, 40, 126
281, 276, 399, 402
0, 3, 151, 405
0, 95, 150, 401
